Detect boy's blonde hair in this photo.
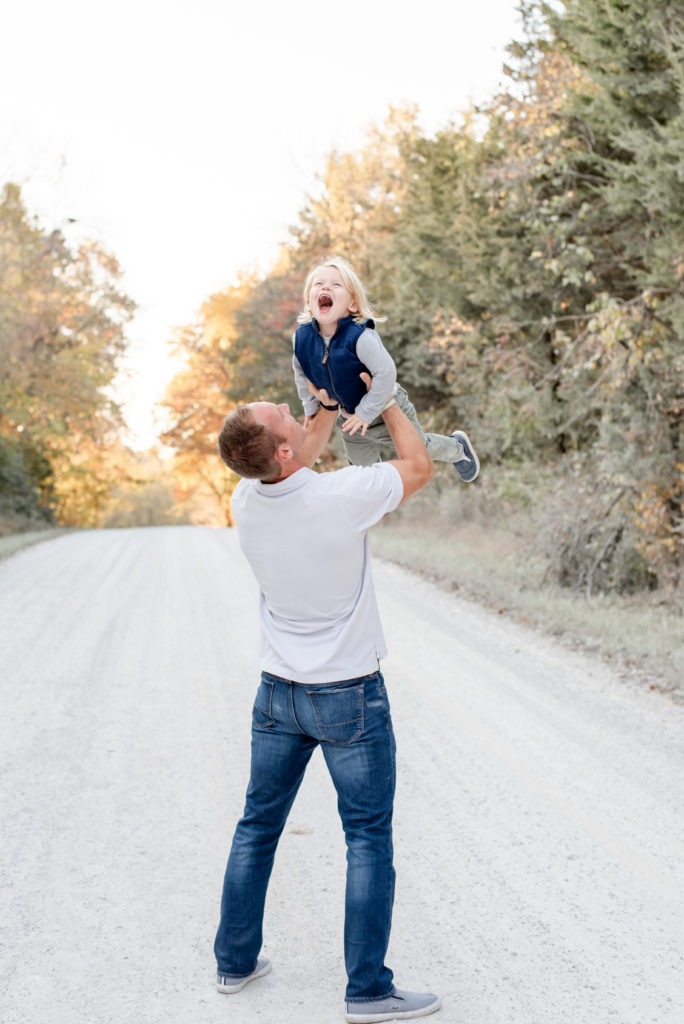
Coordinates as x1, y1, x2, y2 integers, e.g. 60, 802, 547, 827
297, 255, 386, 324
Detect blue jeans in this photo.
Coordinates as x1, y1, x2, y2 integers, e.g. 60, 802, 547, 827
214, 670, 396, 1002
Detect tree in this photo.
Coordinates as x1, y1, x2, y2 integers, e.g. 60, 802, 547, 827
160, 280, 260, 525
382, 47, 595, 456
0, 183, 136, 524
379, 1, 683, 589
537, 0, 684, 587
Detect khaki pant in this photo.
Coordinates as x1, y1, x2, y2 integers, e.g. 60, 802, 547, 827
340, 385, 465, 466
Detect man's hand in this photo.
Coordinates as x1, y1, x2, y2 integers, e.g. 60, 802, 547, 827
306, 379, 338, 409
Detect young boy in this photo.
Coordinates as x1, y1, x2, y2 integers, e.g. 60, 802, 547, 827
292, 255, 479, 481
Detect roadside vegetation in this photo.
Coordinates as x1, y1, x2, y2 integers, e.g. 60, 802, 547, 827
0, 524, 66, 562
371, 464, 684, 702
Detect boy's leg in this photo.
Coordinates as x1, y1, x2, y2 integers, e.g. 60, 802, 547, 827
340, 388, 414, 465
392, 386, 462, 462
394, 386, 480, 480
342, 386, 479, 478
340, 417, 393, 465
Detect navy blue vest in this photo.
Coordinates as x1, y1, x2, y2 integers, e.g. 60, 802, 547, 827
294, 316, 374, 412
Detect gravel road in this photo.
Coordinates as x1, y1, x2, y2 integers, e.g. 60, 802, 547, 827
1, 526, 682, 1024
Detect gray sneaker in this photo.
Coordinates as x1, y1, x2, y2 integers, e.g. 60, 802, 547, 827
345, 987, 442, 1022
451, 430, 480, 482
216, 956, 271, 993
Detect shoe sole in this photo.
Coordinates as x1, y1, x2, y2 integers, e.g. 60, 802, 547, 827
451, 430, 480, 482
345, 995, 442, 1022
217, 959, 272, 993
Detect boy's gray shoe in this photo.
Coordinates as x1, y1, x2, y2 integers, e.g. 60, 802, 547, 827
451, 430, 480, 483
345, 987, 442, 1022
216, 956, 271, 993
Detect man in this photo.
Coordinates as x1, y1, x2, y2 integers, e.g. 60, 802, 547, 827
214, 386, 441, 1023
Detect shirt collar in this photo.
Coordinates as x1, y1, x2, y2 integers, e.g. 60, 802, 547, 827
254, 467, 315, 496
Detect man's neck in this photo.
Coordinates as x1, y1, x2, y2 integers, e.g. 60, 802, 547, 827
260, 460, 305, 485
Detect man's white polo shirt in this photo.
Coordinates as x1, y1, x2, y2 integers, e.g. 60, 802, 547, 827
231, 462, 403, 684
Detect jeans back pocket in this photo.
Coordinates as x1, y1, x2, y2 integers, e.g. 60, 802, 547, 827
306, 682, 365, 745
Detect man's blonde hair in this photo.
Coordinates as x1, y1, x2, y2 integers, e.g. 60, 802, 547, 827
297, 255, 386, 324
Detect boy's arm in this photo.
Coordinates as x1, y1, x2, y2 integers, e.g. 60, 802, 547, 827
342, 329, 397, 435
353, 329, 397, 422
293, 343, 320, 419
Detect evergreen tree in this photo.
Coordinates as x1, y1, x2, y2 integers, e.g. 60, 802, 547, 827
541, 0, 684, 588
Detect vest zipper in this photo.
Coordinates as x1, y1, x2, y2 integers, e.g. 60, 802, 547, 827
321, 336, 341, 405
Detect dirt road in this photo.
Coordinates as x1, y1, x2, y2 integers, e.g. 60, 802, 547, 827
1, 527, 682, 1024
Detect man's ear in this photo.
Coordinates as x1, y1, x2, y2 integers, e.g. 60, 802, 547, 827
275, 443, 294, 465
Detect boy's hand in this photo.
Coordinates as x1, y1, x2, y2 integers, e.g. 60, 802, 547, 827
340, 370, 390, 435
341, 413, 369, 437
307, 371, 385, 435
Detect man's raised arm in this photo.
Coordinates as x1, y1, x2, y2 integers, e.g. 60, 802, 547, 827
383, 402, 434, 504
296, 389, 339, 469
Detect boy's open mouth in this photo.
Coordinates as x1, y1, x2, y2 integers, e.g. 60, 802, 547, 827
318, 295, 333, 310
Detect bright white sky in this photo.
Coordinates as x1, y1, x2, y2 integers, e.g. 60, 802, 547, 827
2, 0, 523, 447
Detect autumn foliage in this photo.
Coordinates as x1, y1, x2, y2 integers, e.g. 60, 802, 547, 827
0, 183, 135, 528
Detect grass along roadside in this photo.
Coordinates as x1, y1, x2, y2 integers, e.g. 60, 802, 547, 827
371, 512, 684, 704
0, 529, 68, 563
